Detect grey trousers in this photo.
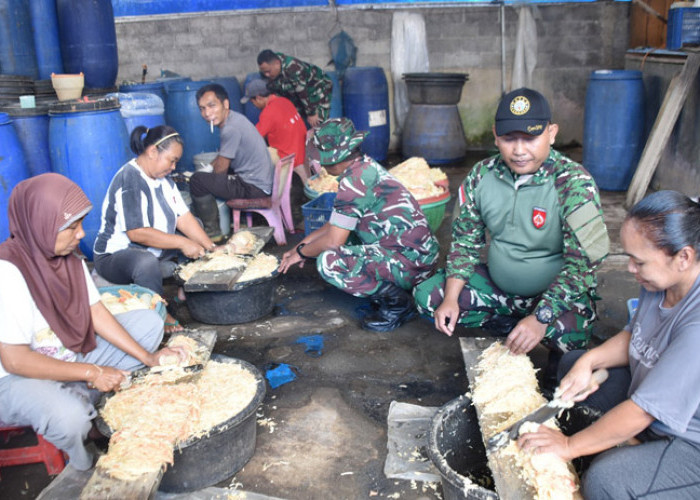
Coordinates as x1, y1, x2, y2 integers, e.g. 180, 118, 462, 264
0, 309, 163, 470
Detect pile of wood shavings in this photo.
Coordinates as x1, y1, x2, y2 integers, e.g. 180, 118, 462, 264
237, 253, 278, 283
472, 342, 579, 500
177, 253, 247, 281
99, 361, 258, 480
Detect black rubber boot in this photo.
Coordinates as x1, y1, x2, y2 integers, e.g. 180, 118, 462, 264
190, 194, 224, 242
361, 282, 416, 332
482, 314, 520, 336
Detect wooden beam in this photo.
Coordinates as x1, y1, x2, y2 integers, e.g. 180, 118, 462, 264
626, 49, 700, 208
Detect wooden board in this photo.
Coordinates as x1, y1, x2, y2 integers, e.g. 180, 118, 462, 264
459, 337, 582, 500
79, 468, 162, 500
183, 267, 244, 292
626, 48, 700, 208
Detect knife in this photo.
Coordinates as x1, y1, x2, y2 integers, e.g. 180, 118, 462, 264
485, 368, 609, 453
119, 363, 204, 390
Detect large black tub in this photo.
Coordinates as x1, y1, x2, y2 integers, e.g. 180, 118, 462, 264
97, 355, 266, 492
185, 271, 280, 325
403, 72, 469, 105
428, 395, 602, 500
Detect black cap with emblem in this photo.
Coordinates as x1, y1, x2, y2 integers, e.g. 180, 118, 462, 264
495, 87, 551, 137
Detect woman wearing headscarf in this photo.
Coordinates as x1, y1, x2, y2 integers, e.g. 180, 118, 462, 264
518, 191, 700, 498
0, 173, 183, 471
93, 125, 217, 333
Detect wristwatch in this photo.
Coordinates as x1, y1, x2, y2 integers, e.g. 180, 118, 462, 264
535, 305, 554, 325
296, 243, 313, 260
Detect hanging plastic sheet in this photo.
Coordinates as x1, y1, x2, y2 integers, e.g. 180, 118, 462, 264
390, 12, 430, 135
511, 5, 539, 90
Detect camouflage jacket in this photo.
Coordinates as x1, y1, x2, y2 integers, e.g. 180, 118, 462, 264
330, 155, 439, 269
267, 52, 332, 120
447, 150, 610, 318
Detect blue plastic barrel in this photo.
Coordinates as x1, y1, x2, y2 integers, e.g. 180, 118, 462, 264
56, 0, 118, 89
207, 76, 243, 114
164, 80, 220, 172
342, 67, 390, 162
29, 0, 63, 79
0, 105, 52, 177
119, 81, 166, 104
109, 92, 165, 137
243, 72, 263, 125
0, 0, 38, 78
0, 112, 30, 241
49, 97, 130, 259
583, 70, 645, 191
327, 70, 343, 119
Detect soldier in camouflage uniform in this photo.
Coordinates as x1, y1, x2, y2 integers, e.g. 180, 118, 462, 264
414, 88, 610, 365
258, 49, 332, 128
279, 118, 439, 332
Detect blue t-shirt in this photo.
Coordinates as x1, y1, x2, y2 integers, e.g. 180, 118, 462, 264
626, 273, 700, 443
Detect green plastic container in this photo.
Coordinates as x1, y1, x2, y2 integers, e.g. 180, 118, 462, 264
420, 195, 451, 233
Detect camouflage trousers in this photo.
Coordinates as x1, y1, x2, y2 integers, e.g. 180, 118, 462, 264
413, 265, 596, 352
317, 244, 434, 297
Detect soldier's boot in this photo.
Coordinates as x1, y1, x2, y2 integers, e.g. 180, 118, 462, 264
362, 282, 416, 332
191, 194, 224, 243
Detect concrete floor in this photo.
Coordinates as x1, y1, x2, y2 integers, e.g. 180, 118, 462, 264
0, 149, 639, 500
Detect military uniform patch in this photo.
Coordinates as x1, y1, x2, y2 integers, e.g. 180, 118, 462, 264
532, 207, 547, 228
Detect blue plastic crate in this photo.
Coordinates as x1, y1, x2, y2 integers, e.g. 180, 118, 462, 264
301, 192, 336, 235
301, 192, 337, 236
667, 7, 700, 50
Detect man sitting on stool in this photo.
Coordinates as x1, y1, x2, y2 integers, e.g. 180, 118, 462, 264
189, 83, 274, 241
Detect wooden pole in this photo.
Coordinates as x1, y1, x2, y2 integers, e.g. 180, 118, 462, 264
626, 48, 700, 208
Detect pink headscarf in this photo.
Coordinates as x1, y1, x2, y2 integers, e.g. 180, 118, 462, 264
0, 173, 96, 353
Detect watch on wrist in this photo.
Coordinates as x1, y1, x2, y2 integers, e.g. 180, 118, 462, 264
296, 243, 312, 260
535, 305, 554, 325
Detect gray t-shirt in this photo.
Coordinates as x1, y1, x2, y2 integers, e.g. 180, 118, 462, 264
220, 110, 273, 195
626, 273, 700, 443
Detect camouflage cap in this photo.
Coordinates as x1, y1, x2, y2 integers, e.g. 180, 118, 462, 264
313, 118, 368, 165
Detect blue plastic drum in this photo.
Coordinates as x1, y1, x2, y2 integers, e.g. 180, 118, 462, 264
119, 81, 167, 105
327, 70, 343, 119
49, 97, 130, 259
342, 67, 390, 162
0, 105, 52, 177
56, 0, 118, 89
583, 70, 645, 191
29, 0, 63, 79
0, 0, 38, 78
0, 112, 30, 241
109, 92, 165, 137
164, 80, 219, 172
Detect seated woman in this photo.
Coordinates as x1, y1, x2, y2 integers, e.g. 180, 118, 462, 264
93, 125, 218, 333
518, 190, 700, 499
0, 173, 184, 470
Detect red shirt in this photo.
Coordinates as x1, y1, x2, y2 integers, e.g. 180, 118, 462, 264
256, 94, 306, 167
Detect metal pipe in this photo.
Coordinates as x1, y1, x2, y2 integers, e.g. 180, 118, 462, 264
500, 1, 506, 95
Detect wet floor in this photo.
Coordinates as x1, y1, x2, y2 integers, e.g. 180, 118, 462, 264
0, 149, 639, 499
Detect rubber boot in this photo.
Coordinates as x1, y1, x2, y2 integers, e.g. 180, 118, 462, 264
191, 194, 224, 243
362, 282, 416, 332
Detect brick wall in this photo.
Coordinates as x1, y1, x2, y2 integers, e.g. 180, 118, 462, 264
115, 2, 630, 150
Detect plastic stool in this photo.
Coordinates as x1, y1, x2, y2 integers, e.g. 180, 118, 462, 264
0, 425, 66, 477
